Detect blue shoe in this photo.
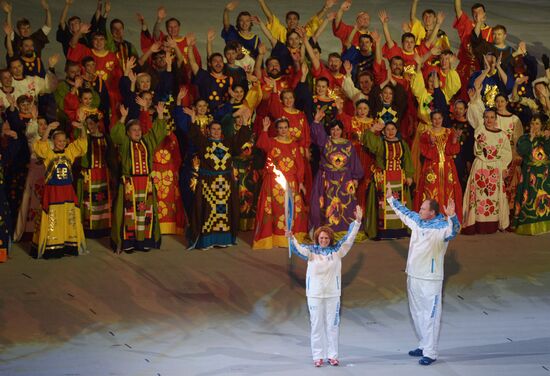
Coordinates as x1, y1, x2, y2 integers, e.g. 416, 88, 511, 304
408, 348, 423, 357
419, 356, 436, 365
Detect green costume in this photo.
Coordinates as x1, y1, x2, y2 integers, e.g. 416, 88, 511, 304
362, 131, 414, 239
513, 134, 550, 235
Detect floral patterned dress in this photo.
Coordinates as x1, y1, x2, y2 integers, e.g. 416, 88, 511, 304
462, 98, 512, 234
414, 128, 463, 222
309, 121, 364, 239
513, 134, 550, 235
253, 132, 308, 249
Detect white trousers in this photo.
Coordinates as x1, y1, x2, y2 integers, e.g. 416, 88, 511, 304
307, 296, 340, 360
407, 276, 443, 360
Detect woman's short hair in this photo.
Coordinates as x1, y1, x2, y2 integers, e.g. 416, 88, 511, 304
313, 226, 335, 247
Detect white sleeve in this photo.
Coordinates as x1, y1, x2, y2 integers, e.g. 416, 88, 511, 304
387, 197, 420, 230
335, 220, 361, 258
290, 237, 311, 259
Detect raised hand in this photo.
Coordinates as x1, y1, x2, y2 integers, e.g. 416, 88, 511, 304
177, 86, 188, 103
517, 41, 527, 55
314, 109, 325, 123
343, 60, 352, 75
443, 198, 456, 217
386, 182, 392, 199
135, 95, 148, 109
2, 21, 12, 36
378, 9, 389, 24
436, 11, 445, 25
225, 1, 238, 11
340, 0, 352, 12
354, 205, 363, 222
370, 30, 380, 44
40, 0, 49, 11
185, 32, 196, 46
207, 28, 215, 42
156, 101, 165, 118
157, 6, 166, 20
79, 23, 91, 34
119, 104, 128, 120
262, 116, 271, 132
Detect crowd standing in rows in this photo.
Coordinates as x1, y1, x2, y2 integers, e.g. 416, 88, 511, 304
0, 0, 549, 369
0, 0, 549, 259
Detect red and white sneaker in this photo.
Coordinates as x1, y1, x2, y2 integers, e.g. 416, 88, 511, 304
328, 358, 339, 366
314, 359, 323, 367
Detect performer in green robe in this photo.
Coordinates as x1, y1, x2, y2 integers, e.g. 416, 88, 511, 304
110, 104, 168, 252
513, 115, 550, 235
362, 121, 414, 239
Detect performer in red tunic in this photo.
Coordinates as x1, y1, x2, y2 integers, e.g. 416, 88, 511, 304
267, 88, 312, 196
337, 99, 375, 212
414, 110, 463, 222
253, 117, 308, 249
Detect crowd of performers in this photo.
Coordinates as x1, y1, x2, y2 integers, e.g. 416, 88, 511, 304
1, 0, 550, 262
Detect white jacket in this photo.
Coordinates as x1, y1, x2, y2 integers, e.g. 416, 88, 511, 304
290, 221, 360, 298
387, 197, 460, 281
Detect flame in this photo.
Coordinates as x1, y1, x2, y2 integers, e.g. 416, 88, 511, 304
272, 163, 288, 191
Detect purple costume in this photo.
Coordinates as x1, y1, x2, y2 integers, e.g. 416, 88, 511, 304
309, 121, 364, 238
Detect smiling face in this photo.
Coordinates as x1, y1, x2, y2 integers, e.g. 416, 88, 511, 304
166, 20, 180, 38
317, 231, 331, 247
286, 32, 301, 49
383, 123, 398, 139
315, 80, 329, 97
356, 102, 370, 118
208, 123, 222, 140
330, 124, 343, 139
402, 36, 415, 53
92, 35, 106, 51
285, 13, 299, 30
232, 86, 245, 102
209, 55, 225, 74
8, 60, 24, 79
381, 86, 394, 104
80, 92, 93, 107
237, 14, 251, 32
196, 100, 208, 116
53, 132, 68, 151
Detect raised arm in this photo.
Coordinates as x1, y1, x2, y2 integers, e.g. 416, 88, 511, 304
223, 1, 237, 31
186, 33, 200, 76
378, 10, 394, 50
153, 6, 166, 40
1, 1, 12, 34
254, 15, 277, 48
410, 0, 419, 24
334, 206, 362, 258
386, 183, 420, 230
454, 0, 463, 19
40, 0, 52, 30
334, 0, 351, 29
59, 0, 72, 29
257, 0, 274, 24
